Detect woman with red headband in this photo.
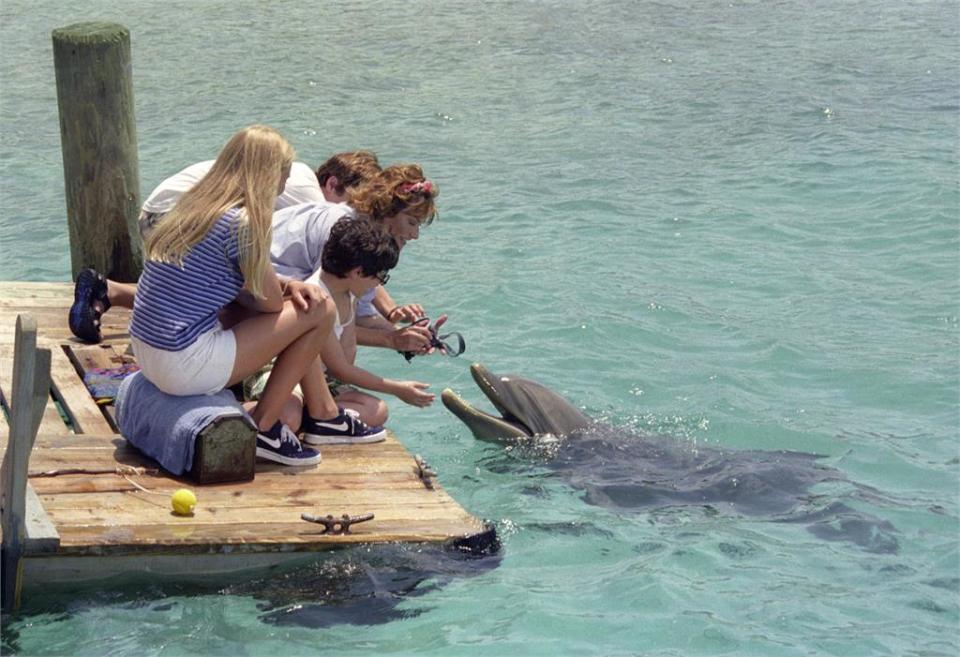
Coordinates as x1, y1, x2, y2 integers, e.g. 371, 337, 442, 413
248, 163, 445, 428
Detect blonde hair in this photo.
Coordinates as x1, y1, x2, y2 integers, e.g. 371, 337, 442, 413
145, 125, 295, 297
347, 163, 438, 225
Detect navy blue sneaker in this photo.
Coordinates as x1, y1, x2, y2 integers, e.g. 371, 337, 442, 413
256, 421, 322, 466
69, 268, 110, 343
301, 408, 386, 445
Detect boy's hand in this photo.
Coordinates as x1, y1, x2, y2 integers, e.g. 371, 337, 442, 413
396, 381, 435, 407
386, 303, 426, 323
390, 325, 433, 352
426, 314, 448, 354
286, 280, 327, 310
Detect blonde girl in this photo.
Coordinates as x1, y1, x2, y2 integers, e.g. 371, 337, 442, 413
130, 125, 383, 467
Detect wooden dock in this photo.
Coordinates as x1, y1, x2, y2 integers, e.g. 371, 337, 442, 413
0, 281, 494, 586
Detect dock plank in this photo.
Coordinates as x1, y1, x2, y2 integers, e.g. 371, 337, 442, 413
0, 307, 131, 346
29, 472, 432, 495
66, 343, 135, 370
24, 484, 60, 554
0, 351, 69, 436
40, 487, 461, 513
48, 347, 115, 434
0, 281, 74, 298
54, 516, 486, 554
0, 297, 73, 310
25, 451, 432, 475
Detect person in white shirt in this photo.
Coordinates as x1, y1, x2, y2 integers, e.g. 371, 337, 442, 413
69, 151, 382, 342
305, 218, 434, 430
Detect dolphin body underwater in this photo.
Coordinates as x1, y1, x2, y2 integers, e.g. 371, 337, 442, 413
441, 363, 899, 554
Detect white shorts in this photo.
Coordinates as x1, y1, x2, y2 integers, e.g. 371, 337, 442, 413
131, 325, 237, 396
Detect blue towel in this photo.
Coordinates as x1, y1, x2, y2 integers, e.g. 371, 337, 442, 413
115, 371, 255, 475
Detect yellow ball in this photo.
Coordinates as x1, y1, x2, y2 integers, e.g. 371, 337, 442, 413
171, 488, 197, 515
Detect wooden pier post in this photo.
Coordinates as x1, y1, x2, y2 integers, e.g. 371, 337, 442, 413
52, 22, 142, 283
1, 316, 52, 611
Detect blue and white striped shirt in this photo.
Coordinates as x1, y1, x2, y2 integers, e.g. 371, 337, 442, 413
130, 209, 245, 351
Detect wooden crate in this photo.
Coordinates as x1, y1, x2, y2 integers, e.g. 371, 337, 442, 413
190, 416, 256, 483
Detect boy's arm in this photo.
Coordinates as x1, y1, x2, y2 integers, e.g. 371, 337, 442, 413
321, 333, 434, 407
340, 315, 358, 366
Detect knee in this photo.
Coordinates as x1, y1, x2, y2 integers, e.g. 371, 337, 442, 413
349, 397, 388, 426
279, 395, 304, 431
370, 399, 389, 427
296, 296, 336, 333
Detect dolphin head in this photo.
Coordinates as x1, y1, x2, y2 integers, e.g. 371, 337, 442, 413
441, 363, 592, 441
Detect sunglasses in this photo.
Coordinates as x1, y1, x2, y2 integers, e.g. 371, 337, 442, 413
373, 270, 390, 286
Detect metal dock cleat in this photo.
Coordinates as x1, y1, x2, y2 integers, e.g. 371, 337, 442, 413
300, 512, 375, 534
414, 454, 437, 490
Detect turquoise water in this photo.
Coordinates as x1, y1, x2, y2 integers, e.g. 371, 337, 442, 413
1, 1, 958, 655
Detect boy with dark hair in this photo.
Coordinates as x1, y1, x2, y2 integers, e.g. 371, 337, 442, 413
297, 218, 434, 436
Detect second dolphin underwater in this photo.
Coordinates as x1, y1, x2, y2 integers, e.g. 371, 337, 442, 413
442, 363, 898, 554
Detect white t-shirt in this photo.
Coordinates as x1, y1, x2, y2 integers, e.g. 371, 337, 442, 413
303, 275, 355, 341
277, 162, 327, 209
141, 161, 323, 214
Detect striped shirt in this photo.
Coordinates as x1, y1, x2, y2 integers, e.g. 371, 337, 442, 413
130, 209, 245, 351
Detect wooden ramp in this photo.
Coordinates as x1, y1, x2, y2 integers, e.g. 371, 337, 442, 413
0, 282, 494, 584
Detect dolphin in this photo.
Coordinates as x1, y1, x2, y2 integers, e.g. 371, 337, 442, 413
442, 363, 899, 554
441, 362, 592, 440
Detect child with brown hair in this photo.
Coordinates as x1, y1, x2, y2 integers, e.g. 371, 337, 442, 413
314, 150, 382, 202
300, 218, 434, 435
